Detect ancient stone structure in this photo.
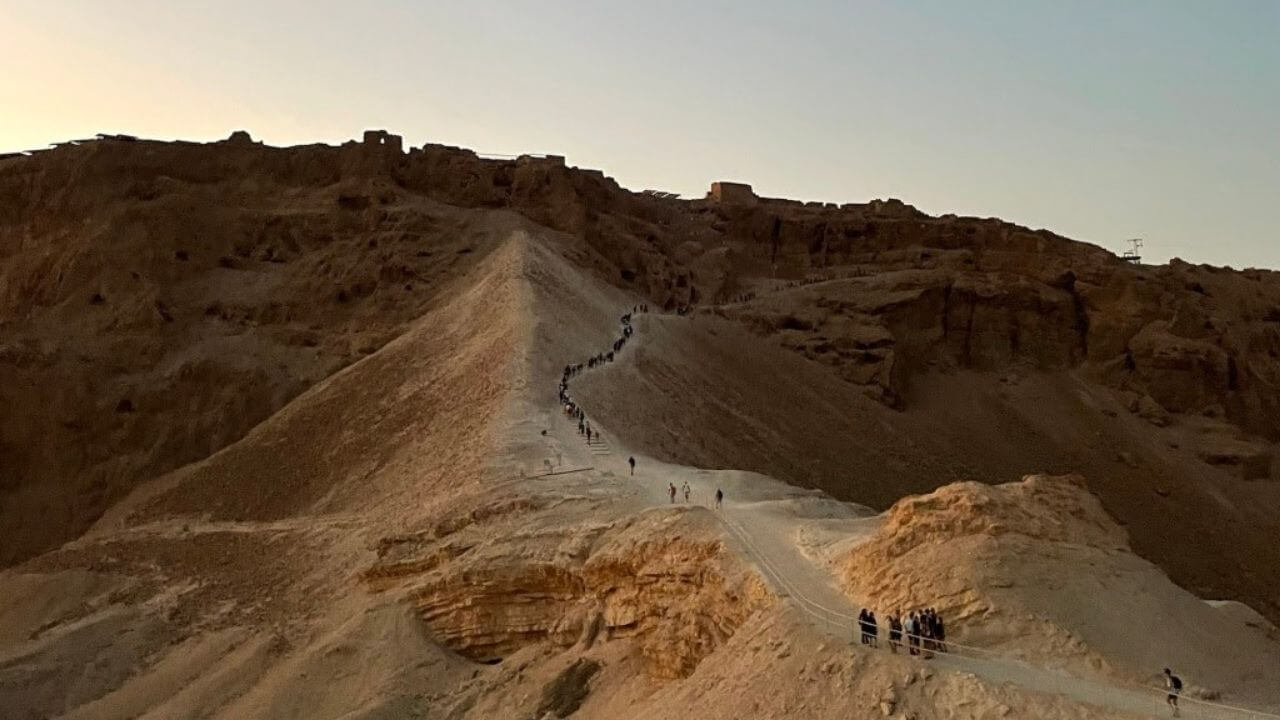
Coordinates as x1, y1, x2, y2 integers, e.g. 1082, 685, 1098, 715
362, 129, 403, 154
517, 154, 566, 167
709, 181, 758, 206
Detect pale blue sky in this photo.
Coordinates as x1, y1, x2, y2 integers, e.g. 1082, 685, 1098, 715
3, 1, 1277, 267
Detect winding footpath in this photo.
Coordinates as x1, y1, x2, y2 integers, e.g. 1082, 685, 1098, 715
554, 308, 1280, 720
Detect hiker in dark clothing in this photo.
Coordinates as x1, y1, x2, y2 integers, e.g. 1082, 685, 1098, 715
933, 612, 947, 652
858, 610, 870, 645
921, 611, 936, 658
1165, 668, 1183, 716
920, 609, 935, 654
714, 488, 723, 509
629, 456, 636, 475
868, 611, 879, 648
888, 613, 902, 653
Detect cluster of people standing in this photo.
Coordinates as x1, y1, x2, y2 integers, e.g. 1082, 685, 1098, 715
859, 607, 947, 657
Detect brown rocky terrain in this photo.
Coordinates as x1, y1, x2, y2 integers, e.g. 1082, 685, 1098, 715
1, 131, 1279, 719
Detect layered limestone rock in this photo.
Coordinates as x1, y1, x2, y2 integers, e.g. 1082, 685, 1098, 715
370, 508, 771, 679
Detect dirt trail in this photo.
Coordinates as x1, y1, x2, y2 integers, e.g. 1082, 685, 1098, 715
559, 304, 1280, 720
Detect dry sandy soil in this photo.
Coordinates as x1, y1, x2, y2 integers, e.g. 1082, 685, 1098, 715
2, 133, 1280, 719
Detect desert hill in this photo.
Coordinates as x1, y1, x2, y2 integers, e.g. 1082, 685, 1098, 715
2, 132, 1279, 719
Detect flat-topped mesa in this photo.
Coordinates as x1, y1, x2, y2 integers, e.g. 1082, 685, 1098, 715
708, 181, 758, 206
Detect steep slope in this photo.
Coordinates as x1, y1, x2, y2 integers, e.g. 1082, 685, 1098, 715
0, 230, 775, 720
1, 230, 530, 719
0, 138, 515, 566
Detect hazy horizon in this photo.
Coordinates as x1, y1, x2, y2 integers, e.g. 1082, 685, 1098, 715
4, 0, 1277, 268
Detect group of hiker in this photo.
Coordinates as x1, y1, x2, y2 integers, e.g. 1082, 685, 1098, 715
553, 304, 729, 511
667, 481, 691, 503
858, 607, 947, 657
666, 481, 723, 509
558, 306, 645, 448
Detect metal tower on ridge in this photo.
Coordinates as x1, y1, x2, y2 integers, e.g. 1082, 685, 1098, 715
1121, 238, 1144, 263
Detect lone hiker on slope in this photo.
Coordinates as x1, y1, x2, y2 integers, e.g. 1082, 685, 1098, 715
629, 456, 636, 475
1164, 668, 1183, 717
714, 488, 723, 510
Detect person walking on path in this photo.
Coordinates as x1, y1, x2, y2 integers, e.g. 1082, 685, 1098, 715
1164, 668, 1183, 717
628, 456, 636, 476
668, 483, 677, 504
714, 488, 723, 509
681, 481, 691, 503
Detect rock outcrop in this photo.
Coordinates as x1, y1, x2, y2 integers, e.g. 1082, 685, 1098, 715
840, 475, 1280, 696
373, 509, 771, 678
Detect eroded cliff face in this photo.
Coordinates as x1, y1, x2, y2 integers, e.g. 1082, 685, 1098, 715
688, 203, 1280, 460
365, 506, 771, 679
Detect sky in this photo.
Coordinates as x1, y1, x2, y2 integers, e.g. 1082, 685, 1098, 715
3, 0, 1278, 268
